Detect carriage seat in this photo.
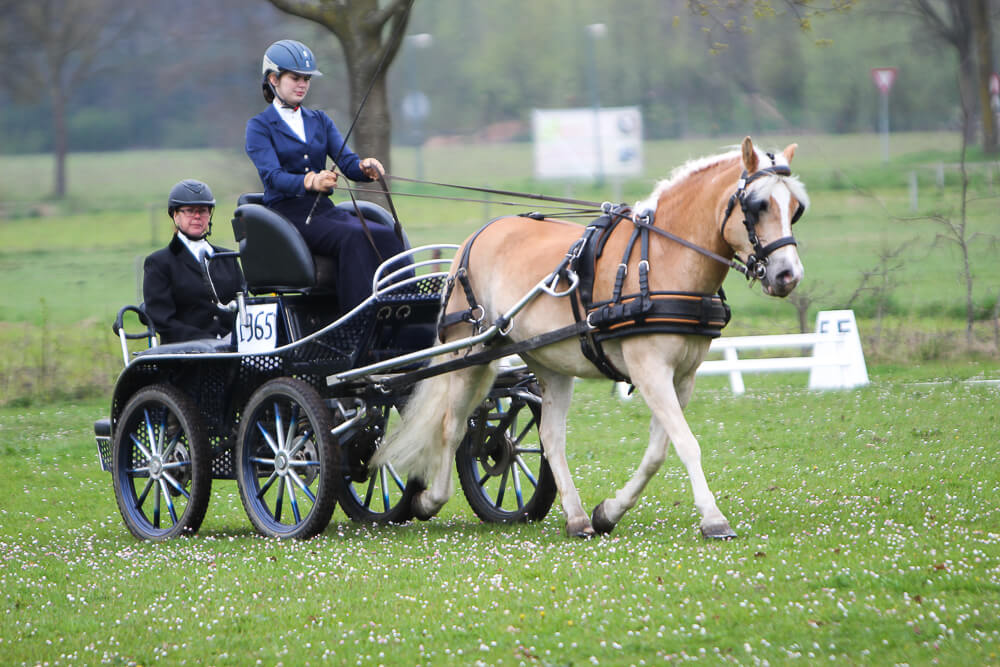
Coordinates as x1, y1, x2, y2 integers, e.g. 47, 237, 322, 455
232, 194, 405, 296
134, 338, 235, 356
231, 196, 336, 294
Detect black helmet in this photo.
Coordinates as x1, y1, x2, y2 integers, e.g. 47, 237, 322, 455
167, 179, 215, 218
261, 39, 322, 103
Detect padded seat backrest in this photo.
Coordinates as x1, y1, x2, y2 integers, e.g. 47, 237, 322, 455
232, 203, 317, 293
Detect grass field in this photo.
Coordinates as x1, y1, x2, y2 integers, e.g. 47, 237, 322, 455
0, 134, 997, 664
1, 367, 997, 666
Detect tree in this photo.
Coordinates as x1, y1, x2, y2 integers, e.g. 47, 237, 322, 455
0, 0, 136, 198
265, 0, 413, 175
899, 0, 998, 153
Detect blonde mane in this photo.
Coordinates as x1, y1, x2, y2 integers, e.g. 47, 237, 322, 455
634, 146, 809, 216
634, 150, 740, 214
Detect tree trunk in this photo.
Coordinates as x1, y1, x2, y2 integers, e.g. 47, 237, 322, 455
971, 0, 997, 154
52, 84, 67, 199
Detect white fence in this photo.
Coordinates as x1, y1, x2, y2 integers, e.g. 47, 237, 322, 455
617, 310, 869, 397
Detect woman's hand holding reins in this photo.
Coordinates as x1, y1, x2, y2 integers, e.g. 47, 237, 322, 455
360, 158, 384, 180
304, 169, 338, 193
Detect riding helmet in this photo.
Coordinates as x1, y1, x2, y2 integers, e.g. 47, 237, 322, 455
261, 39, 323, 102
167, 179, 216, 218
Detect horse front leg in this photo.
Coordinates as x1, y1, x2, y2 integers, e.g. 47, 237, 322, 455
532, 369, 593, 538
595, 365, 735, 539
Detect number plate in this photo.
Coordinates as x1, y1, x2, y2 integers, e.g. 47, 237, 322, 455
237, 303, 279, 353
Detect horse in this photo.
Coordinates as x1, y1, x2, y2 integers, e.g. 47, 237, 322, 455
372, 136, 809, 538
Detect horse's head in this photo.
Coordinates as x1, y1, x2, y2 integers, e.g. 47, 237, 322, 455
721, 137, 808, 297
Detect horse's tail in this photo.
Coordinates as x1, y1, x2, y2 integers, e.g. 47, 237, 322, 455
370, 371, 458, 485
371, 361, 499, 485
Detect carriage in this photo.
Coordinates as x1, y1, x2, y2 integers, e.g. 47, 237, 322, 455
94, 195, 556, 540
96, 137, 809, 541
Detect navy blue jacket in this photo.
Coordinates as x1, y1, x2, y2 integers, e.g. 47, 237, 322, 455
245, 105, 372, 207
143, 235, 244, 344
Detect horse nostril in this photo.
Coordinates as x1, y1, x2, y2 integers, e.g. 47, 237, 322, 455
777, 269, 797, 288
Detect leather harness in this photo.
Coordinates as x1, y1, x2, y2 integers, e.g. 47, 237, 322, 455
437, 203, 731, 385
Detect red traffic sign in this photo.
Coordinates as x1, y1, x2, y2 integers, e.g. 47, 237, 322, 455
871, 67, 898, 94
991, 72, 1000, 96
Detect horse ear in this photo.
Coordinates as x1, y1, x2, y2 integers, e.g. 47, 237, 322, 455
783, 143, 798, 163
741, 136, 758, 173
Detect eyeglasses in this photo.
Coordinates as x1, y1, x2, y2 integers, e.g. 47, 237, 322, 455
177, 206, 212, 217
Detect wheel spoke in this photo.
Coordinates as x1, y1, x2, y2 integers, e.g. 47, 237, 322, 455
286, 476, 301, 524
284, 405, 300, 455
385, 463, 407, 493
286, 429, 314, 458
256, 471, 279, 500
161, 430, 182, 461
274, 475, 285, 521
159, 479, 179, 525
255, 421, 280, 455
287, 470, 316, 503
135, 476, 155, 509
142, 408, 158, 456
129, 432, 154, 462
153, 484, 161, 529
514, 455, 540, 488
161, 472, 190, 500
272, 401, 286, 452
511, 462, 525, 509
379, 467, 391, 512
494, 466, 509, 507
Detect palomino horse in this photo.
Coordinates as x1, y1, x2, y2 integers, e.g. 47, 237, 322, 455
373, 137, 809, 538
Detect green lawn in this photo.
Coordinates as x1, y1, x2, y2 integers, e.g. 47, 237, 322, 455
1, 366, 997, 665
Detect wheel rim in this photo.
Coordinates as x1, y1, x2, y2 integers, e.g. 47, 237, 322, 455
113, 388, 207, 539
240, 394, 327, 535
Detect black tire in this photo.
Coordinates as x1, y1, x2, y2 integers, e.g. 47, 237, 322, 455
336, 402, 418, 524
236, 378, 339, 539
112, 384, 211, 540
456, 383, 557, 523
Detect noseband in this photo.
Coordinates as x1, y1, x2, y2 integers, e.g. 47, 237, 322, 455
720, 162, 802, 280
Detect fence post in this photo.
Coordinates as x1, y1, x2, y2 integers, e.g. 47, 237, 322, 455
909, 170, 919, 211
724, 346, 745, 394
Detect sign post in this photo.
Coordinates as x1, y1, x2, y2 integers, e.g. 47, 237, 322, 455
871, 67, 897, 164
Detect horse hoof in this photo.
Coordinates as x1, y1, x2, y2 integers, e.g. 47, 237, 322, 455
591, 501, 616, 535
566, 519, 595, 539
700, 522, 737, 540
411, 493, 436, 522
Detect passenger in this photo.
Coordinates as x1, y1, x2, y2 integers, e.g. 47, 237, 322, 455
245, 39, 405, 312
143, 179, 244, 344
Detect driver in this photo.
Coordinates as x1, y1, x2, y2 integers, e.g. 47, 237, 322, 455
245, 39, 406, 312
143, 179, 244, 343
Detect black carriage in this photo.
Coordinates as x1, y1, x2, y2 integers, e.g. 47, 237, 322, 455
94, 197, 555, 540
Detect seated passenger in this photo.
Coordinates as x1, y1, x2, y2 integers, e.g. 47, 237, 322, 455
143, 179, 244, 344
245, 39, 406, 312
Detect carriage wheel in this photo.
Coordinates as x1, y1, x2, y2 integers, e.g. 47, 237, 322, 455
112, 384, 211, 540
236, 378, 339, 539
456, 383, 556, 523
336, 403, 418, 524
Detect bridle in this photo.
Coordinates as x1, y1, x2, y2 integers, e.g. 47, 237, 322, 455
719, 161, 804, 280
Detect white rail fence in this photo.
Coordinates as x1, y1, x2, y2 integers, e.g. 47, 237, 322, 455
617, 310, 869, 397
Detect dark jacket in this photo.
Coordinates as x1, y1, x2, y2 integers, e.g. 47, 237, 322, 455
143, 235, 244, 343
245, 104, 372, 207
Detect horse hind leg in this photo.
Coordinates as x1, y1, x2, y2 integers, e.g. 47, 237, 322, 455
408, 361, 499, 520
